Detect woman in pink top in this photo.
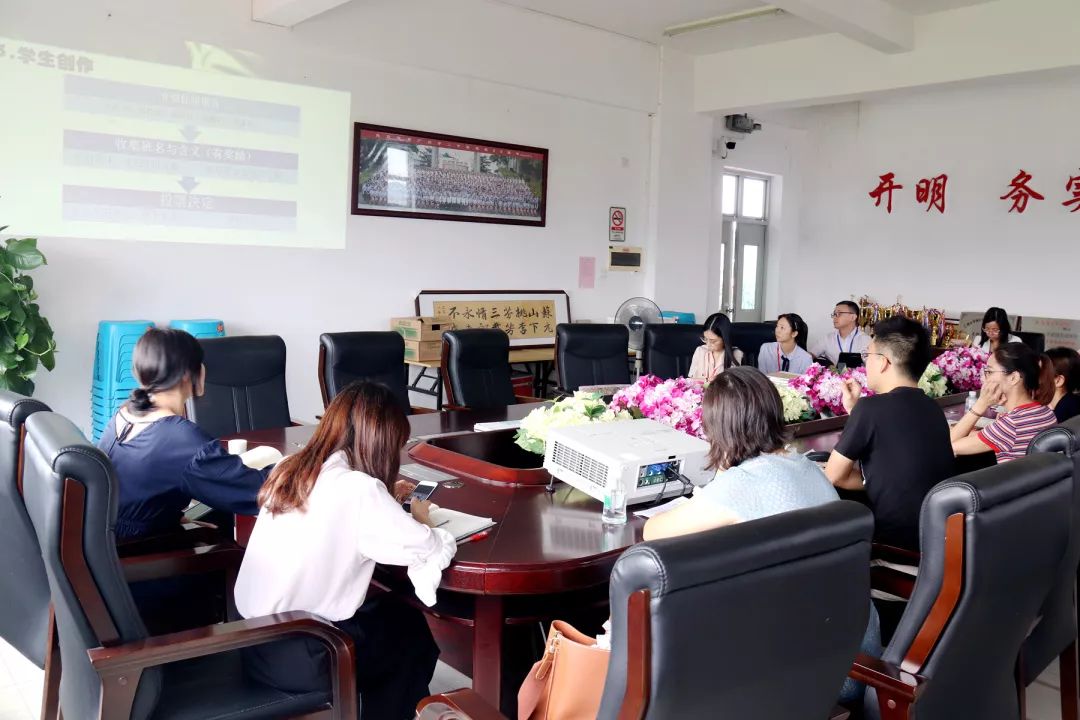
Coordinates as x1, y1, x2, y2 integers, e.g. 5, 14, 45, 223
688, 313, 744, 382
951, 342, 1057, 463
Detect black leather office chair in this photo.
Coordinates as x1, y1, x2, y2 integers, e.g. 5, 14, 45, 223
20, 411, 357, 720
641, 324, 702, 380
852, 453, 1074, 719
441, 329, 520, 410
1022, 417, 1080, 718
731, 321, 776, 369
1016, 331, 1047, 354
0, 391, 52, 669
421, 500, 874, 719
555, 324, 630, 393
318, 331, 413, 413
188, 335, 292, 438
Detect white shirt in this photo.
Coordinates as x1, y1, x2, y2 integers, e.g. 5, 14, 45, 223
757, 342, 814, 375
978, 335, 1022, 353
688, 345, 744, 382
810, 329, 872, 366
234, 452, 456, 621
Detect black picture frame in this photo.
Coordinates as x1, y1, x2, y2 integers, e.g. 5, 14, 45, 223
351, 123, 549, 227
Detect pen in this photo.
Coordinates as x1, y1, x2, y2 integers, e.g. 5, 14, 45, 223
460, 529, 492, 544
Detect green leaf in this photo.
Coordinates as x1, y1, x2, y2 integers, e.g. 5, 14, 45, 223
9, 304, 25, 325
15, 333, 29, 350
40, 348, 55, 372
16, 276, 32, 292
4, 238, 45, 269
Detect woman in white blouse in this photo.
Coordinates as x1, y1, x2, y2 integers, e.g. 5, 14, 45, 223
235, 381, 455, 719
977, 307, 1021, 353
757, 313, 814, 375
689, 312, 744, 382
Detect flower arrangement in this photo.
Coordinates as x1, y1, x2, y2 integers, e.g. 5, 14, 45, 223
514, 391, 631, 455
932, 347, 988, 393
609, 375, 707, 440
918, 364, 948, 399
777, 383, 815, 423
787, 364, 870, 417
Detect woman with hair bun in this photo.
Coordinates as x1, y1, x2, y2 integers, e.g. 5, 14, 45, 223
98, 328, 270, 540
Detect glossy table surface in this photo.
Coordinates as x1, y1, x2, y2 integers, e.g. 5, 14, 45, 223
230, 397, 968, 597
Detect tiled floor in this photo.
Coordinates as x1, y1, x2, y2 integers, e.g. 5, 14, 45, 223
0, 636, 1066, 719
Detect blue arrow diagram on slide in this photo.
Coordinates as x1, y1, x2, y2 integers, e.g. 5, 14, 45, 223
177, 176, 199, 193
179, 125, 201, 142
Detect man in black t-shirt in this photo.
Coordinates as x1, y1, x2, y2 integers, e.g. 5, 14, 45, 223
825, 317, 954, 551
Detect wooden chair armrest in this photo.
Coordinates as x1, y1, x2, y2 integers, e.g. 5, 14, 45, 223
871, 566, 916, 601
514, 395, 542, 404
417, 689, 507, 720
290, 418, 308, 426
829, 706, 851, 720
90, 612, 358, 719
872, 542, 921, 566
120, 542, 245, 584
116, 525, 227, 558
410, 406, 438, 414
442, 404, 468, 412
89, 611, 352, 672
848, 652, 926, 711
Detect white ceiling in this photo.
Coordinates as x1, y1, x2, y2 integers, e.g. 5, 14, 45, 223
489, 0, 996, 53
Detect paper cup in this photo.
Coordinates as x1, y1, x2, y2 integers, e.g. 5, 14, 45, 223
227, 439, 248, 455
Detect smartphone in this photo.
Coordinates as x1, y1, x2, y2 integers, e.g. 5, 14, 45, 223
403, 480, 438, 510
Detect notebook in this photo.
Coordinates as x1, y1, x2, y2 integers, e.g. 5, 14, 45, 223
473, 420, 523, 432
429, 506, 497, 543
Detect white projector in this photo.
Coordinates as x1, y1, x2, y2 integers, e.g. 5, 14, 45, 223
543, 419, 712, 505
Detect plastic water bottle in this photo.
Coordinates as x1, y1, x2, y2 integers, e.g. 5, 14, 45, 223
602, 483, 628, 525
965, 391, 977, 414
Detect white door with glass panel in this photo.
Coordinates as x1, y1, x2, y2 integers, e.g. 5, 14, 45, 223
718, 173, 768, 322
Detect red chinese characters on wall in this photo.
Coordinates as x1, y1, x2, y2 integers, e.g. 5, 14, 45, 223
999, 170, 1044, 214
1063, 173, 1080, 213
915, 174, 948, 214
868, 172, 904, 214
869, 169, 1079, 215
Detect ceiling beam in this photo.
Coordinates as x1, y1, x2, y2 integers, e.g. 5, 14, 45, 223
771, 0, 914, 54
252, 0, 355, 28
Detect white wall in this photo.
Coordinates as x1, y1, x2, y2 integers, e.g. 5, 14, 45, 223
1, 0, 659, 430
732, 70, 1080, 348
642, 47, 714, 319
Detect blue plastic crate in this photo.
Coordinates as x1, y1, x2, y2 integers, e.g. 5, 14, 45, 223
660, 311, 697, 325
90, 320, 153, 441
169, 319, 225, 339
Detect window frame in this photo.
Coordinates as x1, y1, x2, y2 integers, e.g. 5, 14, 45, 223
720, 171, 770, 225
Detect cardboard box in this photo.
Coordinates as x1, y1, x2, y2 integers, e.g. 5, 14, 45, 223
403, 340, 442, 363
391, 316, 454, 342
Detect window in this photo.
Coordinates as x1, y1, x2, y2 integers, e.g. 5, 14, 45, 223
721, 174, 738, 216
741, 177, 766, 219
740, 245, 758, 311
720, 172, 769, 222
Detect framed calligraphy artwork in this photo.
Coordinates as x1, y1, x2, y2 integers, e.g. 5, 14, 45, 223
416, 290, 571, 348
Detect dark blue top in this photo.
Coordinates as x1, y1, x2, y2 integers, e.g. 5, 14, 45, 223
97, 414, 270, 540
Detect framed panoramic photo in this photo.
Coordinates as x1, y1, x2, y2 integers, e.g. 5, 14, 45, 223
351, 123, 548, 226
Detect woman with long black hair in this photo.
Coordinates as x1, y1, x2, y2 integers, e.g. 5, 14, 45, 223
688, 312, 742, 382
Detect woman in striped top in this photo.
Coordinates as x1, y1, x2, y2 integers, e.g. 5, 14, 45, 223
951, 342, 1058, 463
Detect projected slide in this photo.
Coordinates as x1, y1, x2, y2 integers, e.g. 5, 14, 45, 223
0, 38, 350, 248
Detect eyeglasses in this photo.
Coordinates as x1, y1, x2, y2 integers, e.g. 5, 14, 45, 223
859, 351, 886, 361
830, 312, 857, 318
982, 368, 1008, 378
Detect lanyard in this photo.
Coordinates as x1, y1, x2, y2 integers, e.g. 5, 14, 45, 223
837, 329, 858, 355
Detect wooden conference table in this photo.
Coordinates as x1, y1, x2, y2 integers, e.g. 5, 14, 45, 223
227, 394, 967, 713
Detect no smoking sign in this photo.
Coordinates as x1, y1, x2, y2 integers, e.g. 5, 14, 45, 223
609, 206, 626, 243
